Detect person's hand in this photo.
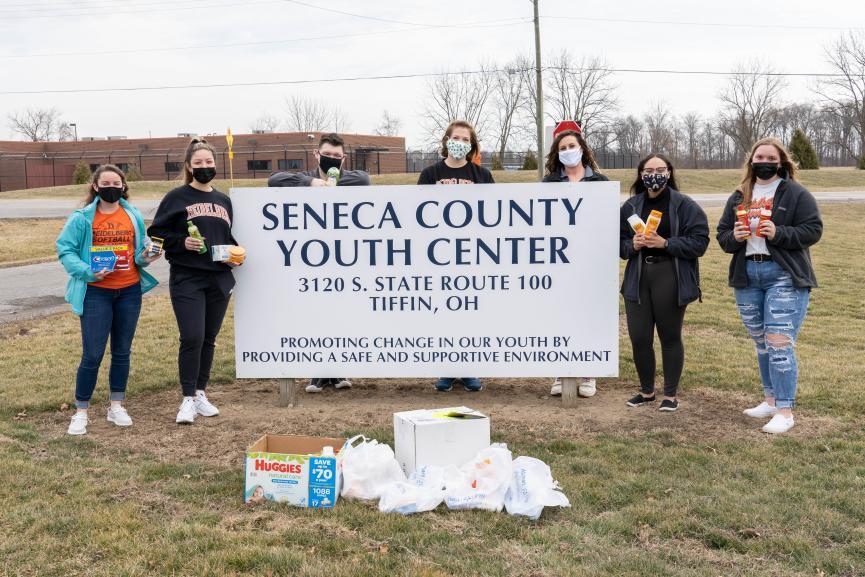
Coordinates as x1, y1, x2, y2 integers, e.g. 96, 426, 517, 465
142, 251, 162, 263
644, 234, 667, 249
93, 269, 113, 281
185, 237, 203, 252
310, 178, 327, 187
733, 222, 751, 242
633, 233, 647, 251
758, 219, 776, 240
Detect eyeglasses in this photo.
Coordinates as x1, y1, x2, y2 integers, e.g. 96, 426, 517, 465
641, 168, 669, 175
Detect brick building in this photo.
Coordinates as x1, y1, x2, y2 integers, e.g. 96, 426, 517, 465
0, 132, 406, 192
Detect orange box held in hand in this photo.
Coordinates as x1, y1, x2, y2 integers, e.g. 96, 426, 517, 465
755, 208, 772, 238
736, 205, 751, 238
644, 210, 662, 237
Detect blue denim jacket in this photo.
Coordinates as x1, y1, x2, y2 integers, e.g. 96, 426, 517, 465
56, 198, 158, 316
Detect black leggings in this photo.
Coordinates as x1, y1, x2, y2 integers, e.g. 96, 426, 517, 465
169, 267, 232, 397
624, 258, 687, 398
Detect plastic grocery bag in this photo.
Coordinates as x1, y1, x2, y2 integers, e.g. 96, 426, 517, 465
378, 465, 446, 515
340, 435, 407, 501
504, 456, 570, 520
444, 443, 513, 512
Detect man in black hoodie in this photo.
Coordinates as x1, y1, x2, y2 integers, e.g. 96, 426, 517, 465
267, 132, 369, 393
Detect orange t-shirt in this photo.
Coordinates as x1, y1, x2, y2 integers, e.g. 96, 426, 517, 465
89, 207, 140, 289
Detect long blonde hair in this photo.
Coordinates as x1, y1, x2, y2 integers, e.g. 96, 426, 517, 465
738, 137, 798, 206
182, 138, 217, 184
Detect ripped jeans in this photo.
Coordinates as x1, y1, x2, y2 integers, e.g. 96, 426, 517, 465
735, 260, 810, 409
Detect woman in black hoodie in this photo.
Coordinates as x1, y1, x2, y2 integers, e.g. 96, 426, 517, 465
716, 137, 822, 434
620, 154, 709, 412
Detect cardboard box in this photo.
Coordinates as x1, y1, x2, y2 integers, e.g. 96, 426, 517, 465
394, 406, 490, 475
244, 434, 346, 508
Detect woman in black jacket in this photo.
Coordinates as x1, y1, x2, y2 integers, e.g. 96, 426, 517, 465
620, 154, 709, 412
716, 137, 822, 434
543, 123, 608, 398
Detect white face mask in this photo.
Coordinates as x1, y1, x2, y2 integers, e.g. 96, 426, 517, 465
558, 147, 583, 167
446, 139, 472, 160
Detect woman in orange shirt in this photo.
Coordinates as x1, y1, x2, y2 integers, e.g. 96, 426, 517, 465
56, 165, 160, 435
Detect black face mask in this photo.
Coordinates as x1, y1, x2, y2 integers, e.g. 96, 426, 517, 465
642, 173, 669, 193
96, 186, 123, 203
318, 154, 342, 175
192, 167, 217, 184
752, 162, 780, 180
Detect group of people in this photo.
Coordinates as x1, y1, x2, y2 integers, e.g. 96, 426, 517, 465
56, 119, 822, 437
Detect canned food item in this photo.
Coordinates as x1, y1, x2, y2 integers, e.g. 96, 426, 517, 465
228, 246, 246, 265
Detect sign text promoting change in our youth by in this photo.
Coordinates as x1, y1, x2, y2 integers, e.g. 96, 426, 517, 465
231, 182, 620, 378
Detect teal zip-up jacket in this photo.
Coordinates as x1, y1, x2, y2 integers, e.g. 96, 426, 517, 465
56, 198, 158, 316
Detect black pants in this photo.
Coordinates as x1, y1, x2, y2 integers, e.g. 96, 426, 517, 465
169, 267, 233, 397
624, 258, 687, 398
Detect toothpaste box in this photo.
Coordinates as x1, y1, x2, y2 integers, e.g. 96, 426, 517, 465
90, 246, 118, 272
244, 434, 346, 508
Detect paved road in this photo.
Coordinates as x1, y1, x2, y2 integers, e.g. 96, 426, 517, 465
0, 258, 169, 323
2, 191, 865, 219
2, 192, 864, 323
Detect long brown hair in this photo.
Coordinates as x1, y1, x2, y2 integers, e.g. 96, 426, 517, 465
182, 137, 218, 184
439, 120, 480, 162
544, 130, 601, 176
83, 164, 129, 205
738, 137, 798, 206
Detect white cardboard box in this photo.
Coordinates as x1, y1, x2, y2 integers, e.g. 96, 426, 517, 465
394, 406, 490, 475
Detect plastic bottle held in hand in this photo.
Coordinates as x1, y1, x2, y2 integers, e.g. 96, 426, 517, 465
187, 220, 208, 254
755, 208, 772, 238
326, 167, 340, 186
644, 210, 662, 237
736, 204, 751, 239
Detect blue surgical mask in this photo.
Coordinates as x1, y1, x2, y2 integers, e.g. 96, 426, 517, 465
446, 139, 472, 160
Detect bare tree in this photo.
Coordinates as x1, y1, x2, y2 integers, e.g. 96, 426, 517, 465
717, 61, 786, 155
613, 115, 644, 156
681, 112, 702, 168
545, 52, 618, 135
331, 108, 352, 133
644, 102, 675, 155
490, 61, 527, 158
819, 32, 865, 168
374, 110, 402, 137
250, 113, 281, 133
421, 64, 495, 146
7, 107, 68, 141
284, 95, 334, 133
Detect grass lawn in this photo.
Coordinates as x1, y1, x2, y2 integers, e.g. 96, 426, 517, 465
0, 205, 864, 576
0, 218, 67, 267
2, 167, 864, 200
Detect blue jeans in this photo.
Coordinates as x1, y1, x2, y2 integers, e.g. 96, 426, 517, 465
734, 261, 810, 409
75, 283, 142, 409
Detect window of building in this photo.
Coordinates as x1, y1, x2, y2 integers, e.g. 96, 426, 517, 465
278, 159, 303, 170
247, 159, 271, 171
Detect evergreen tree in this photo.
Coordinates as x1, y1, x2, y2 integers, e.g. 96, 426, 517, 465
789, 128, 820, 170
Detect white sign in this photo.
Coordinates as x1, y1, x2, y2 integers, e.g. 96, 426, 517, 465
230, 182, 619, 378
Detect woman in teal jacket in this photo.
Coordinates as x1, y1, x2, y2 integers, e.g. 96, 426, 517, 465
56, 164, 160, 435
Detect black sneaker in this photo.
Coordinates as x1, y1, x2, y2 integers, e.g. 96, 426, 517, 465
626, 393, 656, 407
658, 399, 679, 412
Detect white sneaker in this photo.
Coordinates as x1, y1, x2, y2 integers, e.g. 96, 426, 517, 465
334, 379, 353, 390
67, 412, 88, 435
550, 378, 562, 396
762, 413, 795, 434
194, 391, 219, 417
578, 378, 597, 398
107, 406, 132, 427
743, 401, 778, 419
176, 397, 197, 424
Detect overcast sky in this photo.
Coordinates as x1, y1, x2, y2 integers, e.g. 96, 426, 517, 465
0, 0, 861, 148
